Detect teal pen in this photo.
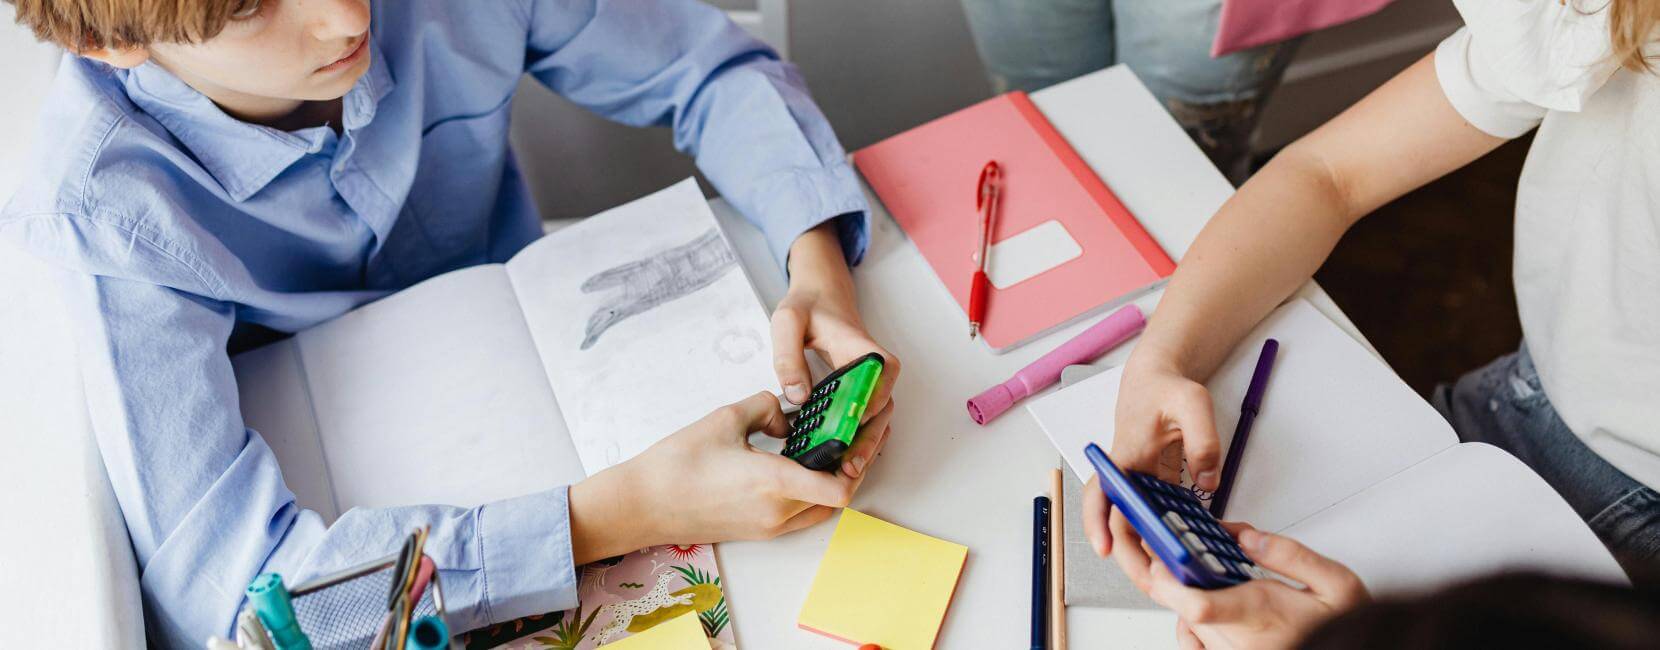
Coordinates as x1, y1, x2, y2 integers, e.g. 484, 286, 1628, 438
405, 615, 450, 650
246, 573, 313, 650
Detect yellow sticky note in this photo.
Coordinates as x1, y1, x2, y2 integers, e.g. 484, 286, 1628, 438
798, 509, 969, 649
598, 611, 709, 650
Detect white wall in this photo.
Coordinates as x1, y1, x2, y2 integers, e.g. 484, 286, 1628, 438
0, 10, 60, 204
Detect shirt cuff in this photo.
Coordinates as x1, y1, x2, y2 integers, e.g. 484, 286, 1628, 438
745, 162, 871, 272
476, 486, 579, 624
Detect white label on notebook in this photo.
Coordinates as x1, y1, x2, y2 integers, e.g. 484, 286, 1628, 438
987, 219, 1083, 289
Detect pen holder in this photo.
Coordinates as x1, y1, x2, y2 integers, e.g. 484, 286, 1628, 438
248, 553, 455, 650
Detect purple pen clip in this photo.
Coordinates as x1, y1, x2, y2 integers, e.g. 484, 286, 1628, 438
1241, 338, 1279, 416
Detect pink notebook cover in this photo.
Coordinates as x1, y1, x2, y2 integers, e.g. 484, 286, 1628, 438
853, 92, 1174, 351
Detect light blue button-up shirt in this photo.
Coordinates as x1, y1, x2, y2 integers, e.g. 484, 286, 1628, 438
0, 1, 868, 646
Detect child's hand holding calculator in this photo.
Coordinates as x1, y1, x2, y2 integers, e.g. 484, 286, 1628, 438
782, 353, 885, 472
1085, 443, 1268, 589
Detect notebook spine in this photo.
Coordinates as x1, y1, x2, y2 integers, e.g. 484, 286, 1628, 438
1005, 92, 1177, 277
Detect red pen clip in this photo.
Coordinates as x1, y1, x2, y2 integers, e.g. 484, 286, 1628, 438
976, 160, 1002, 210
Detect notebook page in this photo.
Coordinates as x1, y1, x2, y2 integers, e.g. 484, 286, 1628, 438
1284, 443, 1627, 593
297, 264, 585, 514
233, 338, 338, 521
1027, 298, 1457, 532
505, 179, 780, 475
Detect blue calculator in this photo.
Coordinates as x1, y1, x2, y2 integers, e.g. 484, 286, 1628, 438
1084, 443, 1266, 589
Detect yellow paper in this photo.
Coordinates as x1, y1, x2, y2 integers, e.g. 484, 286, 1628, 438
797, 509, 969, 650
597, 611, 710, 650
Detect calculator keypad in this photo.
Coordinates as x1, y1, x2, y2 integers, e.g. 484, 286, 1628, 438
784, 391, 835, 457
1128, 473, 1260, 584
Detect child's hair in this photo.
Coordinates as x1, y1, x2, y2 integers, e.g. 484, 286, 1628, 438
1606, 0, 1660, 72
1298, 572, 1660, 650
1571, 0, 1660, 72
4, 0, 259, 51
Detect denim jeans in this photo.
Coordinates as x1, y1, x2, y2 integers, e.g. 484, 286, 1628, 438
1432, 344, 1660, 584
958, 0, 1302, 182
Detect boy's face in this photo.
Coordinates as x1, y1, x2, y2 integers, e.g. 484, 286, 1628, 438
98, 0, 373, 122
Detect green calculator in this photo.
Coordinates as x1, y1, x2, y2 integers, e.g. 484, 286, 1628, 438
782, 353, 885, 471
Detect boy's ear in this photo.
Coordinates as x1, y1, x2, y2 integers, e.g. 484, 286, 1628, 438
80, 46, 151, 69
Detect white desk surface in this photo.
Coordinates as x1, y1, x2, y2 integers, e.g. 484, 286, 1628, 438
703, 65, 1377, 649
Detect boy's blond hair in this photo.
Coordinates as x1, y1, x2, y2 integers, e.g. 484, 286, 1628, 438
4, 0, 256, 51
4, 1, 1655, 73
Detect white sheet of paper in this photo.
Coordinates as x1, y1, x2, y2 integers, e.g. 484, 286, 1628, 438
1284, 443, 1628, 592
1027, 298, 1458, 532
507, 179, 780, 474
987, 219, 1083, 289
234, 338, 340, 521
296, 265, 585, 512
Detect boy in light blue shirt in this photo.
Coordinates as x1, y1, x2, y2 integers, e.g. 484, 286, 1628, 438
0, 0, 900, 646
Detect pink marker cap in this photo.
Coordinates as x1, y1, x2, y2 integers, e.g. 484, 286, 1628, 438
967, 383, 1017, 425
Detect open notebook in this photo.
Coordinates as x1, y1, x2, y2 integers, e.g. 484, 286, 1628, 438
233, 179, 771, 647
1028, 299, 1627, 595
231, 177, 778, 522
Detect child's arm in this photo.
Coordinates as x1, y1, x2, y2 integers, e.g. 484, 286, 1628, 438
517, 0, 898, 473
62, 274, 591, 643
63, 272, 892, 647
1130, 54, 1504, 407
1088, 54, 1508, 585
518, 0, 867, 273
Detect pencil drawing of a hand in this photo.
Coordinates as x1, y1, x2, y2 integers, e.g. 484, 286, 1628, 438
579, 228, 738, 350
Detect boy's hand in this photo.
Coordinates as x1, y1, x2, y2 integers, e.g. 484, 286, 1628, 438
1086, 349, 1222, 586
772, 224, 900, 479
1144, 523, 1369, 650
571, 391, 895, 563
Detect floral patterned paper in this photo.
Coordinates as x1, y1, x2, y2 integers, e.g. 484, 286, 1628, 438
463, 544, 736, 650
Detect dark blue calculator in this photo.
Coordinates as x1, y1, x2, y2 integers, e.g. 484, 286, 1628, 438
1084, 443, 1266, 589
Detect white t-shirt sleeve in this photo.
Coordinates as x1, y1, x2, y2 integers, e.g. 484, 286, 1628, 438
1434, 0, 1620, 139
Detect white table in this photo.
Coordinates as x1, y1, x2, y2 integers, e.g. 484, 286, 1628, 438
709, 65, 1377, 649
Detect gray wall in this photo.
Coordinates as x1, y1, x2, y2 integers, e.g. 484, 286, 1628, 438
509, 0, 991, 221
509, 0, 1460, 221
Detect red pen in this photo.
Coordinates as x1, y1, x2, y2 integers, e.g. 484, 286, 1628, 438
970, 160, 1001, 340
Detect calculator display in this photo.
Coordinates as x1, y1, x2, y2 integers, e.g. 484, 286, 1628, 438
1084, 443, 1265, 589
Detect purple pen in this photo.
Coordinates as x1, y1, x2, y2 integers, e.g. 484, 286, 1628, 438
1209, 338, 1278, 518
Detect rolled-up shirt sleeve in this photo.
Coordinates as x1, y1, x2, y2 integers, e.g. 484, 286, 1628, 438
1435, 0, 1620, 139
519, 0, 869, 269
1434, 27, 1547, 139
60, 271, 577, 647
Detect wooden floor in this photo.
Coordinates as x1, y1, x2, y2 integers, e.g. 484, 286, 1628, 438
1310, 135, 1532, 395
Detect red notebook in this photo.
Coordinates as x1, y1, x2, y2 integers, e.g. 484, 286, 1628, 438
854, 92, 1175, 351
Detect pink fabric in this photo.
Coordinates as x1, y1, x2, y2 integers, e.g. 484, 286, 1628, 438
1213, 0, 1397, 57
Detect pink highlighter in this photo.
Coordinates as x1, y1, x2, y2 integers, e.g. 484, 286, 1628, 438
967, 305, 1146, 425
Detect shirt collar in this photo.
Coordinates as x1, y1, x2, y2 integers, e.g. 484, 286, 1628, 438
122, 37, 396, 202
